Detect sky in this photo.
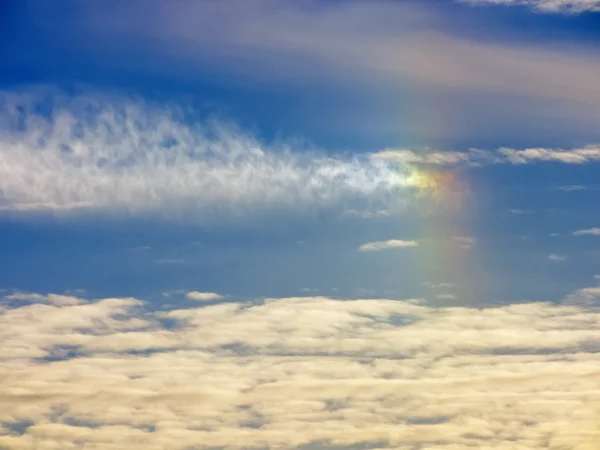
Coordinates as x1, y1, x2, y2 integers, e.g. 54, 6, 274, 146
1, 0, 600, 448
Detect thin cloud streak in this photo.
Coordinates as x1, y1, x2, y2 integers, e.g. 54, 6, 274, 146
373, 145, 600, 166
359, 239, 419, 252
573, 228, 600, 236
462, 0, 600, 13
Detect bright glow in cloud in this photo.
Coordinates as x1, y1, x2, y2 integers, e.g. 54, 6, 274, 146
186, 291, 223, 302
0, 92, 446, 219
463, 0, 600, 13
358, 239, 419, 252
2, 291, 600, 448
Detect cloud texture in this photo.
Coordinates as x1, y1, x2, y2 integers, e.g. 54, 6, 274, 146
0, 92, 443, 219
2, 290, 600, 449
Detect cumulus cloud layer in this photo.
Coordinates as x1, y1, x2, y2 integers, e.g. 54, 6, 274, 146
0, 92, 444, 219
463, 0, 600, 13
2, 290, 600, 449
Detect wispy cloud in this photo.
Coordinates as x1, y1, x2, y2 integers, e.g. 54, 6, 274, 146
462, 0, 600, 13
359, 239, 419, 252
548, 253, 566, 262
573, 228, 600, 236
558, 185, 586, 192
57, 0, 600, 109
509, 209, 532, 214
127, 246, 152, 252
373, 145, 600, 166
453, 236, 477, 249
2, 291, 600, 448
154, 259, 189, 265
186, 291, 223, 302
0, 92, 441, 219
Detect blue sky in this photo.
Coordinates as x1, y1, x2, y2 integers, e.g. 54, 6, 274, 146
2, 0, 600, 449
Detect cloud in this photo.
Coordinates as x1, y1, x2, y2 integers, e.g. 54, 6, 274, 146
2, 290, 600, 448
436, 293, 457, 300
154, 259, 189, 265
559, 185, 586, 192
45, 0, 600, 110
127, 246, 152, 252
185, 291, 223, 302
548, 253, 566, 262
358, 239, 419, 252
0, 91, 443, 220
453, 236, 476, 249
573, 228, 600, 236
462, 0, 600, 13
510, 208, 532, 214
372, 145, 600, 166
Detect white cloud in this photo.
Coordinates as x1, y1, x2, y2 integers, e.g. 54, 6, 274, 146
559, 185, 586, 192
573, 228, 600, 236
2, 290, 600, 448
0, 92, 441, 219
185, 291, 223, 302
548, 253, 566, 262
462, 0, 600, 13
436, 293, 457, 300
453, 236, 476, 249
510, 208, 533, 214
359, 239, 419, 252
373, 145, 600, 166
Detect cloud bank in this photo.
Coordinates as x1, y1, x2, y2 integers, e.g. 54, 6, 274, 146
2, 290, 600, 449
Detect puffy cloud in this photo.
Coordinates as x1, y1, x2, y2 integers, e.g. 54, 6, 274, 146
358, 239, 419, 252
185, 291, 223, 302
462, 0, 600, 13
2, 290, 600, 448
573, 228, 600, 236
